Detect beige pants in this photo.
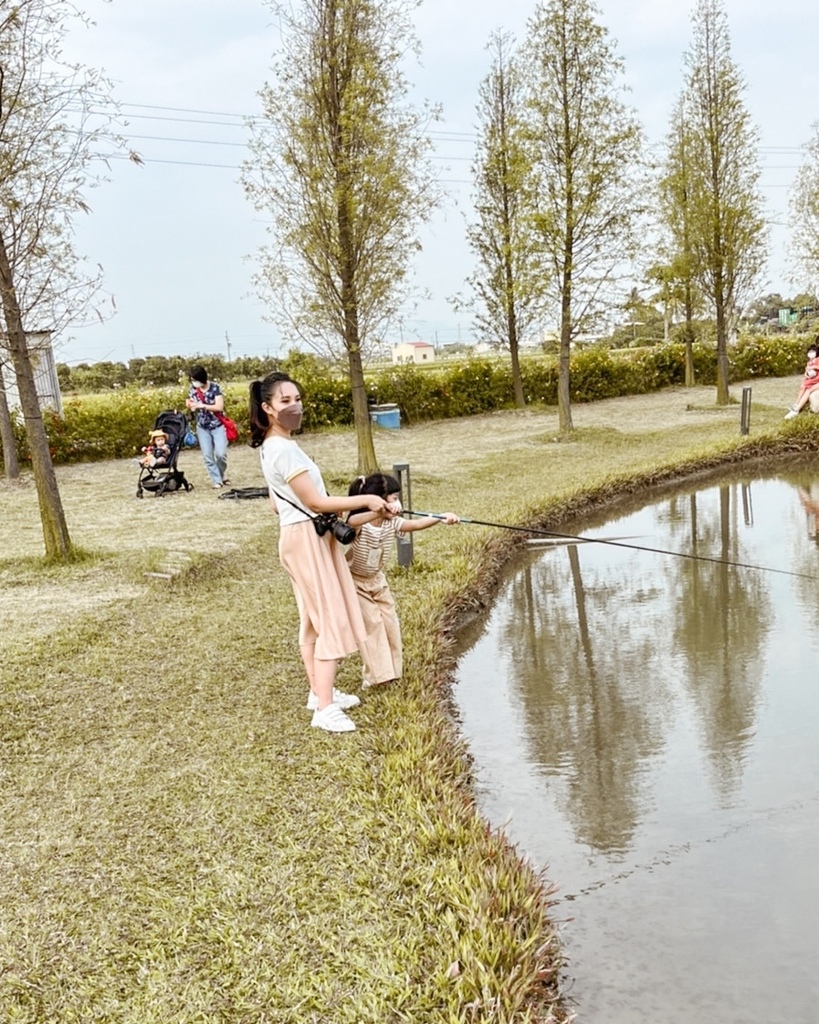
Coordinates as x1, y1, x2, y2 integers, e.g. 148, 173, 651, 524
352, 571, 402, 684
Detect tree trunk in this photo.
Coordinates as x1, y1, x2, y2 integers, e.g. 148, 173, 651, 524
0, 362, 20, 478
0, 230, 72, 558
505, 264, 525, 407
558, 259, 574, 431
347, 346, 377, 474
500, 151, 525, 409
684, 282, 695, 388
509, 336, 525, 408
714, 274, 730, 405
337, 211, 377, 474
338, 241, 377, 473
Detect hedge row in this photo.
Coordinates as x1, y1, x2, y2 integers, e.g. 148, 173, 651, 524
2, 334, 810, 468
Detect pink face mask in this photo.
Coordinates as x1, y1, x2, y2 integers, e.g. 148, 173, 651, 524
276, 403, 303, 432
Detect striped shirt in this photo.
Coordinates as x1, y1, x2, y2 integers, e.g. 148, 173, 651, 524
346, 518, 407, 578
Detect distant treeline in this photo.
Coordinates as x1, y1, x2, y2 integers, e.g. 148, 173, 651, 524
56, 353, 317, 392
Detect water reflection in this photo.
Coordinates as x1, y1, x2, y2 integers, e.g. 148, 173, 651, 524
666, 487, 769, 804
496, 482, 770, 850
454, 469, 819, 1023
504, 550, 666, 854
797, 482, 819, 541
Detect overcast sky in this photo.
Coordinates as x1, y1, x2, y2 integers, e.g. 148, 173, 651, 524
58, 0, 815, 366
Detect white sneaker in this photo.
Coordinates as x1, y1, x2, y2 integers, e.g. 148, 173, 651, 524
305, 688, 360, 711
310, 703, 356, 733
784, 408, 798, 420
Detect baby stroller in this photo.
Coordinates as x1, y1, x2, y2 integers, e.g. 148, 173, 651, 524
136, 410, 194, 498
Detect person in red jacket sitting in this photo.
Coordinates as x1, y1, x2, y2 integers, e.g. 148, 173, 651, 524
785, 341, 819, 419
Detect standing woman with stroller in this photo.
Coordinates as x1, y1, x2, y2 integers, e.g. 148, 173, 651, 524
249, 371, 392, 733
186, 364, 229, 489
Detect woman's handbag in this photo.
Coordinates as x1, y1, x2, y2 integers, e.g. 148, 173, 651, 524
216, 413, 239, 442
184, 423, 198, 447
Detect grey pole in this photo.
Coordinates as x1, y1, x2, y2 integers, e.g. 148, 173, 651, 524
740, 386, 752, 435
392, 462, 414, 567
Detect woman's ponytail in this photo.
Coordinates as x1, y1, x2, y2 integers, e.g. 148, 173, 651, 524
248, 379, 269, 448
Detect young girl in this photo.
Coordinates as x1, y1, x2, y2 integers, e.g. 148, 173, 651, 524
346, 472, 459, 689
249, 372, 392, 733
784, 341, 819, 419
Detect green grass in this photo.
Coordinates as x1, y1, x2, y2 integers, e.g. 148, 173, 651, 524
1, 381, 817, 1023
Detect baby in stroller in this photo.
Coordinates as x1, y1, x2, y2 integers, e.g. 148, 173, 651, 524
138, 429, 172, 469
136, 411, 194, 498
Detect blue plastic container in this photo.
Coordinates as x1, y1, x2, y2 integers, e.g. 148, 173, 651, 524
369, 403, 401, 429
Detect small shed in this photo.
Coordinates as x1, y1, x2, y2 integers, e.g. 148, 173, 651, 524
0, 331, 63, 415
392, 340, 435, 365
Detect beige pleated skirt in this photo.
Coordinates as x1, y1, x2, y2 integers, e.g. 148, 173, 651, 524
279, 520, 367, 661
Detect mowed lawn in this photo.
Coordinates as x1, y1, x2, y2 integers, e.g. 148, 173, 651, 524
0, 376, 813, 1024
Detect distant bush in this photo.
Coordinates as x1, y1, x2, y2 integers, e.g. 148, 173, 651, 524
729, 334, 806, 380
368, 364, 447, 423
1, 334, 807, 469
9, 386, 191, 465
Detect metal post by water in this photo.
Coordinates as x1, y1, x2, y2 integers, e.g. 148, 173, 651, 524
740, 386, 752, 435
392, 462, 414, 567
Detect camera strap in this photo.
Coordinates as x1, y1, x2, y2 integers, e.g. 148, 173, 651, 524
270, 487, 319, 523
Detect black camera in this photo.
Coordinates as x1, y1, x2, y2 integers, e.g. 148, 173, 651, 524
313, 513, 356, 545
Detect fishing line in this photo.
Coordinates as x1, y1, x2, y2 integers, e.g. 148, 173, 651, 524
403, 510, 819, 582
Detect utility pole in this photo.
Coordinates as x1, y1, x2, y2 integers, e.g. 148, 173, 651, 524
225, 331, 232, 363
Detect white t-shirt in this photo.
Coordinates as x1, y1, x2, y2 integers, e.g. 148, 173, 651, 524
260, 436, 327, 527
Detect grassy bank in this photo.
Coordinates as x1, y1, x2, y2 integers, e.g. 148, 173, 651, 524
1, 378, 817, 1023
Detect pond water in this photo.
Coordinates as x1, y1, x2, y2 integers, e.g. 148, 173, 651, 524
453, 467, 819, 1023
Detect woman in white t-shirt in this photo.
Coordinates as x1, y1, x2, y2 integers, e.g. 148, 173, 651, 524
249, 372, 391, 733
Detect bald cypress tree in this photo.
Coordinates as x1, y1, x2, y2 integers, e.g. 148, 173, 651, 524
0, 1, 126, 558
789, 122, 819, 290
461, 31, 540, 408
677, 0, 766, 405
657, 96, 704, 387
243, 0, 440, 473
520, 0, 644, 431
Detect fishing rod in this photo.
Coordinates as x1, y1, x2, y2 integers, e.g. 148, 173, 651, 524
404, 510, 819, 582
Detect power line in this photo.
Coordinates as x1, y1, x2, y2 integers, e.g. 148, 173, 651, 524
121, 102, 251, 119
126, 133, 248, 148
